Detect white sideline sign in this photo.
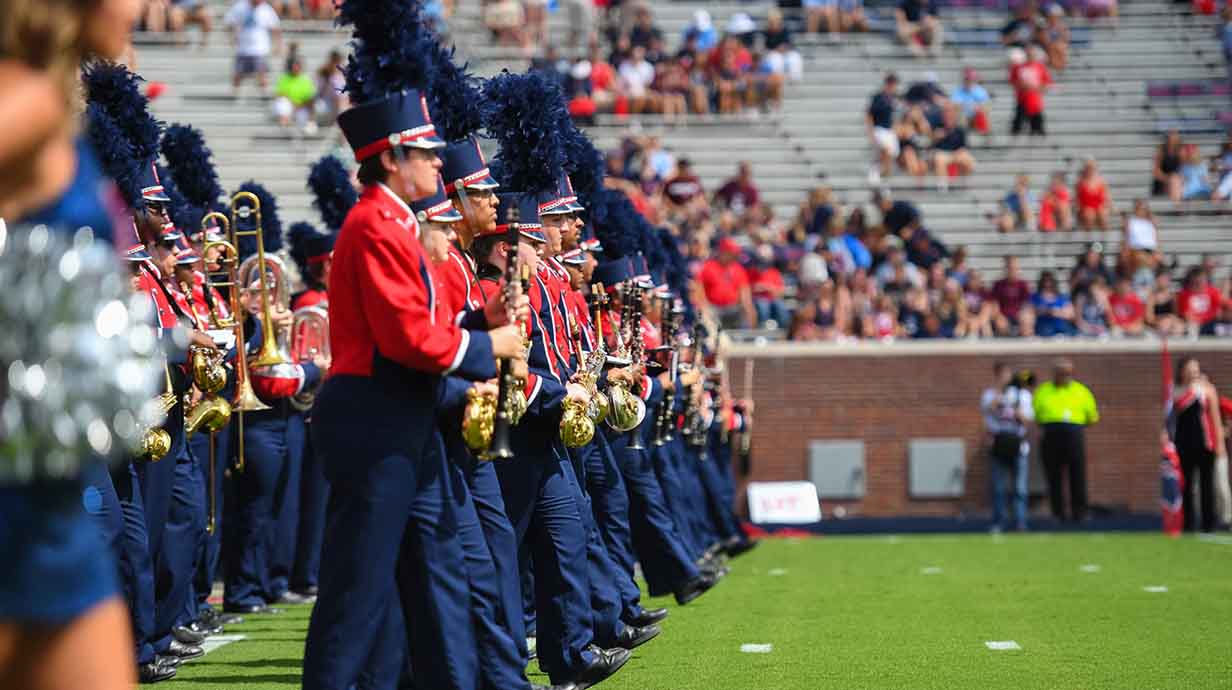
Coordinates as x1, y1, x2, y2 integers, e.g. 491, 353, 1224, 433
747, 482, 822, 524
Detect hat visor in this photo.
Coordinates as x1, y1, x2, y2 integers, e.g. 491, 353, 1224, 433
404, 133, 448, 150
465, 174, 500, 191
519, 229, 547, 243
566, 199, 585, 213
124, 246, 152, 261
143, 191, 172, 203
429, 207, 465, 223
176, 255, 200, 265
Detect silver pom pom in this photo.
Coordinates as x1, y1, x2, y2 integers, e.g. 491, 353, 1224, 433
0, 225, 163, 482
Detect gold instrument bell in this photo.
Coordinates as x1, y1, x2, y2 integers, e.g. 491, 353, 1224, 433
560, 396, 596, 448
289, 304, 329, 411
461, 386, 498, 452
185, 346, 232, 436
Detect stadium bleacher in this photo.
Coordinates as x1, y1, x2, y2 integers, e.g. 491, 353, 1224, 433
136, 0, 1231, 287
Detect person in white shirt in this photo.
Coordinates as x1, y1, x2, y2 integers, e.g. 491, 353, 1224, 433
982, 362, 1034, 532
224, 0, 282, 96
617, 45, 657, 114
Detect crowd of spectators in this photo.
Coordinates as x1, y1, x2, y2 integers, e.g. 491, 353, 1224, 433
867, 71, 981, 188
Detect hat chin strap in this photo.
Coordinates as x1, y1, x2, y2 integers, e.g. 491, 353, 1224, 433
453, 179, 478, 241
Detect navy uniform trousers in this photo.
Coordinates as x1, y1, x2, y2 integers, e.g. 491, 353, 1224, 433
573, 438, 646, 627
497, 423, 597, 686
136, 402, 202, 649
192, 428, 231, 618
605, 419, 700, 597
651, 430, 706, 560
224, 406, 293, 609
562, 444, 627, 647
292, 416, 329, 593
269, 409, 307, 599
303, 376, 477, 690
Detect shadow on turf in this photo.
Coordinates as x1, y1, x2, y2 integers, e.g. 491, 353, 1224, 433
195, 658, 303, 669
180, 674, 302, 684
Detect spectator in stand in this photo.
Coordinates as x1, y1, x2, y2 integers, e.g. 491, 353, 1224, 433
727, 12, 759, 48
805, 0, 841, 36
314, 49, 347, 123
523, 0, 548, 48
1108, 275, 1147, 336
904, 224, 947, 270
1179, 143, 1212, 200
1222, 7, 1232, 97
617, 45, 657, 114
1010, 45, 1052, 137
663, 158, 705, 213
806, 187, 836, 236
950, 68, 991, 141
761, 10, 805, 83
1039, 5, 1070, 71
1031, 270, 1077, 337
1075, 158, 1111, 230
965, 271, 1003, 337
750, 245, 789, 326
825, 214, 872, 274
1122, 199, 1160, 278
874, 187, 922, 238
899, 287, 931, 337
1039, 171, 1073, 231
144, 0, 214, 43
652, 56, 690, 121
750, 50, 786, 112
1151, 130, 1184, 202
935, 279, 971, 337
709, 35, 752, 114
1075, 275, 1111, 336
994, 174, 1036, 233
895, 105, 932, 181
948, 246, 972, 287
895, 0, 944, 58
1178, 267, 1225, 336
587, 43, 620, 113
682, 10, 718, 52
867, 293, 901, 339
1147, 270, 1185, 336
876, 245, 924, 292
1069, 243, 1114, 298
715, 162, 760, 215
930, 104, 975, 189
867, 74, 901, 183
904, 72, 946, 124
225, 0, 282, 98
1001, 1, 1039, 48
993, 255, 1035, 336
483, 0, 526, 49
697, 237, 757, 328
1084, 0, 1119, 22
628, 3, 662, 50
272, 55, 316, 131
840, 0, 869, 33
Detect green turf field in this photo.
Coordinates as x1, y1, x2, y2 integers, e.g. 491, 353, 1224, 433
173, 533, 1232, 690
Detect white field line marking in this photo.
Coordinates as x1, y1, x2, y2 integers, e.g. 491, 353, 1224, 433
740, 644, 773, 653
767, 568, 787, 576
1198, 533, 1232, 546
200, 634, 246, 655
1143, 585, 1169, 593
985, 641, 1022, 651
1079, 564, 1102, 573
920, 566, 943, 575
883, 536, 903, 544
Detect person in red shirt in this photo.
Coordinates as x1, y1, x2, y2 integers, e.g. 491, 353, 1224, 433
1177, 267, 1225, 335
696, 237, 756, 328
749, 245, 788, 327
1010, 45, 1051, 137
990, 255, 1036, 335
1107, 275, 1146, 335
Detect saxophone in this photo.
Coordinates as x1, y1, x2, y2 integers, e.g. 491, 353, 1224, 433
603, 285, 644, 433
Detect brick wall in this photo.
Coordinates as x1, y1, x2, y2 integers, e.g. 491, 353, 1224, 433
725, 340, 1232, 519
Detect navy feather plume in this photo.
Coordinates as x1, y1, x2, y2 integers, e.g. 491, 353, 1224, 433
427, 43, 483, 143
592, 188, 640, 260
338, 0, 434, 104
640, 224, 667, 274
85, 105, 141, 208
287, 222, 319, 273
482, 71, 569, 195
161, 124, 224, 214
563, 125, 605, 199
82, 61, 162, 177
307, 156, 357, 232
158, 164, 197, 233
233, 181, 283, 258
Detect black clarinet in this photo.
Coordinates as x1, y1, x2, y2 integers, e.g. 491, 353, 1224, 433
626, 284, 647, 451
651, 304, 681, 446
486, 221, 521, 461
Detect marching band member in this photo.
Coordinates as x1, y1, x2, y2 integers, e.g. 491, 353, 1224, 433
222, 182, 324, 615
302, 3, 524, 688
286, 155, 355, 600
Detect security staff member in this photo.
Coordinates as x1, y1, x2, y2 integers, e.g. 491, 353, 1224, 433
1033, 358, 1099, 523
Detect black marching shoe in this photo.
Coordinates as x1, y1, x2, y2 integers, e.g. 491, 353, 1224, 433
186, 619, 224, 637
723, 536, 759, 558
166, 639, 204, 660
572, 645, 631, 690
674, 573, 716, 606
294, 585, 319, 596
200, 606, 244, 627
275, 590, 316, 605
613, 623, 660, 650
171, 624, 206, 645
223, 603, 281, 615
154, 654, 182, 668
138, 659, 177, 684
628, 607, 669, 626
531, 684, 578, 690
